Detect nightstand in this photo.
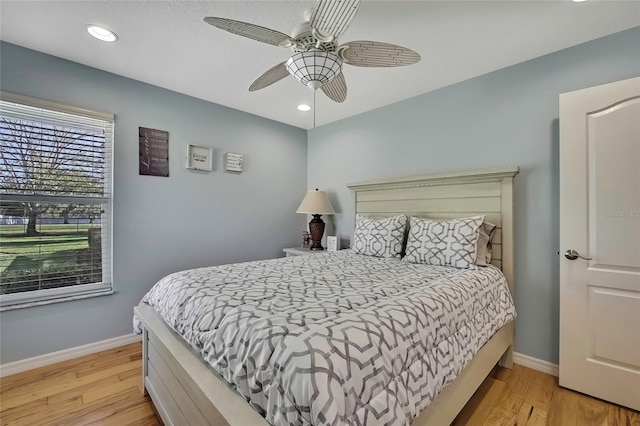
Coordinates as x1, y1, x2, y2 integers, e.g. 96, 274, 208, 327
283, 247, 329, 257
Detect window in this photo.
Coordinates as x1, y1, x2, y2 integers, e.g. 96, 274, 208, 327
0, 92, 113, 309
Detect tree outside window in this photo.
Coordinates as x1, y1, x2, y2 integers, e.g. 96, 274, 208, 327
0, 94, 113, 305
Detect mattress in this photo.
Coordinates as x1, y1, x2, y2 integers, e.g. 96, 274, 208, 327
134, 250, 516, 425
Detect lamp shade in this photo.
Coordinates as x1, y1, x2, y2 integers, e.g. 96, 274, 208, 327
286, 52, 343, 90
296, 189, 335, 215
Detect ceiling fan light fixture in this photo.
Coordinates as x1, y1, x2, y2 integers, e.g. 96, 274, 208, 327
286, 51, 343, 90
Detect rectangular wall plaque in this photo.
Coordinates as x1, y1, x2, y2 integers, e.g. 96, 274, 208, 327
139, 127, 169, 177
224, 152, 244, 173
186, 144, 213, 171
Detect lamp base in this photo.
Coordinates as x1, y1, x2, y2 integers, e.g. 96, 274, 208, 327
308, 214, 325, 250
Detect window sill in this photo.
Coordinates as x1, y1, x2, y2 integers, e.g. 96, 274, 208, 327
0, 288, 114, 312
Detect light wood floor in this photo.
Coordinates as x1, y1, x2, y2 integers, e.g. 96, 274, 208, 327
1, 343, 638, 425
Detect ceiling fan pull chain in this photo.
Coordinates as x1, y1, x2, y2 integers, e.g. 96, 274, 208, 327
313, 88, 317, 129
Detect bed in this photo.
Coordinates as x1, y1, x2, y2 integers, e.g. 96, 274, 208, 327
134, 166, 519, 426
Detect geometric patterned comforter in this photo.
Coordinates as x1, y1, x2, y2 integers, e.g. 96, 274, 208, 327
133, 250, 516, 425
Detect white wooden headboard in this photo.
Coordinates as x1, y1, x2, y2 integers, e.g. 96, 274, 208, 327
347, 166, 519, 296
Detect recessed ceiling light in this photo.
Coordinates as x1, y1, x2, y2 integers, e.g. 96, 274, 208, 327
572, 0, 587, 2
297, 104, 311, 112
86, 25, 118, 42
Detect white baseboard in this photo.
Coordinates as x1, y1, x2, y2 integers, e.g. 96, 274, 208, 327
513, 351, 559, 377
0, 333, 142, 378
0, 336, 558, 379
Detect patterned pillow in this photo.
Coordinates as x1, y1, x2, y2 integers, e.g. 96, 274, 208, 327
404, 215, 485, 268
352, 214, 407, 259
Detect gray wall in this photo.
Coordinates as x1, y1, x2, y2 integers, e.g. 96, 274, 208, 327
0, 42, 308, 364
2, 27, 638, 366
308, 27, 640, 364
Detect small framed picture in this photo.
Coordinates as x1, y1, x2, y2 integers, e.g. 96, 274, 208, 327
224, 152, 244, 173
326, 236, 339, 252
186, 144, 213, 171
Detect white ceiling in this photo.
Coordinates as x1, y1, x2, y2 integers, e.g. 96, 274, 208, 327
1, 1, 638, 129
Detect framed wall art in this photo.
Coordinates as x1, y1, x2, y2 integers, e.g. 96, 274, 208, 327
139, 127, 169, 177
224, 152, 244, 173
186, 144, 213, 172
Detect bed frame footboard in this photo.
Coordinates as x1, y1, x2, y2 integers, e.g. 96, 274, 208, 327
136, 304, 513, 426
135, 304, 267, 426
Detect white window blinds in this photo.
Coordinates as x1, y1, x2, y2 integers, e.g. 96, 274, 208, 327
0, 92, 114, 308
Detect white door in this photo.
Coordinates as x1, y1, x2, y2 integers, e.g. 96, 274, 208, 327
559, 77, 640, 410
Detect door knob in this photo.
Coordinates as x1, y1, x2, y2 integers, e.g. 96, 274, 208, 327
564, 249, 593, 261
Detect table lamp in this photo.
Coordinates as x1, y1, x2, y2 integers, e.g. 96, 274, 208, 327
296, 189, 335, 250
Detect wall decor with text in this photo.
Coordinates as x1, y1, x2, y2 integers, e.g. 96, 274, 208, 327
139, 127, 169, 177
224, 152, 244, 173
186, 144, 213, 171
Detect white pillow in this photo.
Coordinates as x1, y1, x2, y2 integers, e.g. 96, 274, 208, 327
352, 214, 407, 259
404, 215, 485, 268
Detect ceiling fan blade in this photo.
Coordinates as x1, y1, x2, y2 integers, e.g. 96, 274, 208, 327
204, 17, 294, 47
249, 62, 290, 92
321, 73, 347, 103
310, 0, 360, 40
338, 41, 421, 67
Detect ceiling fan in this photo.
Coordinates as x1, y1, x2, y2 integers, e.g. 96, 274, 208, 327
204, 0, 420, 103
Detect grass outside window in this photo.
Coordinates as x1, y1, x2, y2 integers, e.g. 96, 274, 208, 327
0, 222, 103, 294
